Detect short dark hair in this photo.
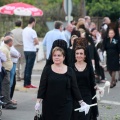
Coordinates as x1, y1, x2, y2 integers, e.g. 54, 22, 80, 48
91, 28, 96, 32
4, 32, 13, 37
15, 20, 22, 27
4, 39, 12, 44
29, 17, 35, 24
75, 46, 86, 56
54, 21, 63, 29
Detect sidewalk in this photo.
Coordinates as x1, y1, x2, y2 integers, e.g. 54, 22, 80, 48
33, 59, 46, 71
15, 60, 46, 93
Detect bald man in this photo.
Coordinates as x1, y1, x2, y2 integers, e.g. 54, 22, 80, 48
0, 36, 17, 109
63, 24, 73, 47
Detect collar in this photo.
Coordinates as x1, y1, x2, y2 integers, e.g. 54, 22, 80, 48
4, 44, 10, 50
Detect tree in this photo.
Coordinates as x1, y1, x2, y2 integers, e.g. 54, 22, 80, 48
86, 0, 120, 21
0, 0, 35, 6
80, 0, 86, 17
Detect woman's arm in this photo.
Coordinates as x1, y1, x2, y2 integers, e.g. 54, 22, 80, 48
37, 66, 48, 99
89, 65, 97, 89
70, 68, 83, 101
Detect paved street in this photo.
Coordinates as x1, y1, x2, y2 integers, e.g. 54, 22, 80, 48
1, 60, 120, 120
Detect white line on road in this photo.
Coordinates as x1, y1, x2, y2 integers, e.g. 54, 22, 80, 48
100, 100, 120, 105
32, 74, 41, 77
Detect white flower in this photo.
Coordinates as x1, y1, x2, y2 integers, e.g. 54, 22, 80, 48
112, 39, 117, 44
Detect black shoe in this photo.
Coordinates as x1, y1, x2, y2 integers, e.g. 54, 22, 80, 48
5, 104, 17, 109
0, 96, 4, 99
0, 101, 6, 105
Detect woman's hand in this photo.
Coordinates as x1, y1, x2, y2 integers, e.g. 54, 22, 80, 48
79, 101, 90, 115
35, 99, 42, 111
94, 85, 99, 90
35, 102, 41, 111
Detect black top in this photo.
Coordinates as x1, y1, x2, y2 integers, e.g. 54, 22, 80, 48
37, 65, 82, 101
37, 65, 82, 120
67, 48, 75, 67
104, 38, 120, 71
73, 64, 96, 97
71, 64, 99, 119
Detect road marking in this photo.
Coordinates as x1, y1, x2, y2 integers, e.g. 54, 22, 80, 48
100, 100, 120, 105
31, 74, 41, 77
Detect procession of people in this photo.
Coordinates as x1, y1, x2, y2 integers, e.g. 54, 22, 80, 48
0, 15, 120, 120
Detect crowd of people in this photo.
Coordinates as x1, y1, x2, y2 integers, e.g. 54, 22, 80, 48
35, 16, 120, 120
0, 15, 120, 120
0, 17, 39, 110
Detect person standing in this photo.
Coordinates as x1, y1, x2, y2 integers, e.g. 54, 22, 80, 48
0, 51, 6, 96
11, 20, 25, 81
71, 46, 99, 120
35, 47, 89, 120
43, 21, 66, 59
63, 23, 73, 47
0, 36, 17, 109
103, 29, 120, 88
22, 17, 39, 88
10, 46, 20, 102
84, 16, 91, 30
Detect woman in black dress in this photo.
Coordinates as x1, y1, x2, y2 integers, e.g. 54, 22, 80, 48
67, 35, 78, 67
35, 47, 88, 120
71, 46, 99, 120
104, 29, 120, 88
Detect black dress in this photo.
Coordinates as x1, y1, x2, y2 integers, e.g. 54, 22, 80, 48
104, 38, 120, 71
71, 64, 98, 120
67, 48, 75, 67
37, 66, 82, 120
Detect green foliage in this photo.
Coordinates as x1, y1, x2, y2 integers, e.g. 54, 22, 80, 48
86, 0, 120, 21
0, 0, 35, 6
1, 0, 120, 37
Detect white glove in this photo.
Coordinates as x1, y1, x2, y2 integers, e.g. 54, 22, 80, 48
92, 64, 95, 71
35, 102, 41, 111
79, 102, 90, 115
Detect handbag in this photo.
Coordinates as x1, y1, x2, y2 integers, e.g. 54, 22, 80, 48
34, 109, 43, 120
34, 115, 43, 120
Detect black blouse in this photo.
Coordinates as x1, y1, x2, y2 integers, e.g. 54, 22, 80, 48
37, 65, 82, 101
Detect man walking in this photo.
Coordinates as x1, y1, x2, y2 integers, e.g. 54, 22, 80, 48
22, 17, 39, 88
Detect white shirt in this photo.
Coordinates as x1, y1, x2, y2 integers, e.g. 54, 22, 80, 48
63, 30, 71, 47
43, 29, 66, 59
10, 46, 20, 63
22, 27, 37, 52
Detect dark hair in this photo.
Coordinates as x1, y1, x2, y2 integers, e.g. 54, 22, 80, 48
71, 28, 80, 37
108, 28, 115, 33
29, 17, 35, 24
75, 46, 86, 55
4, 39, 13, 44
73, 37, 88, 50
4, 32, 13, 37
15, 20, 22, 27
46, 40, 68, 66
91, 28, 97, 32
54, 21, 63, 29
